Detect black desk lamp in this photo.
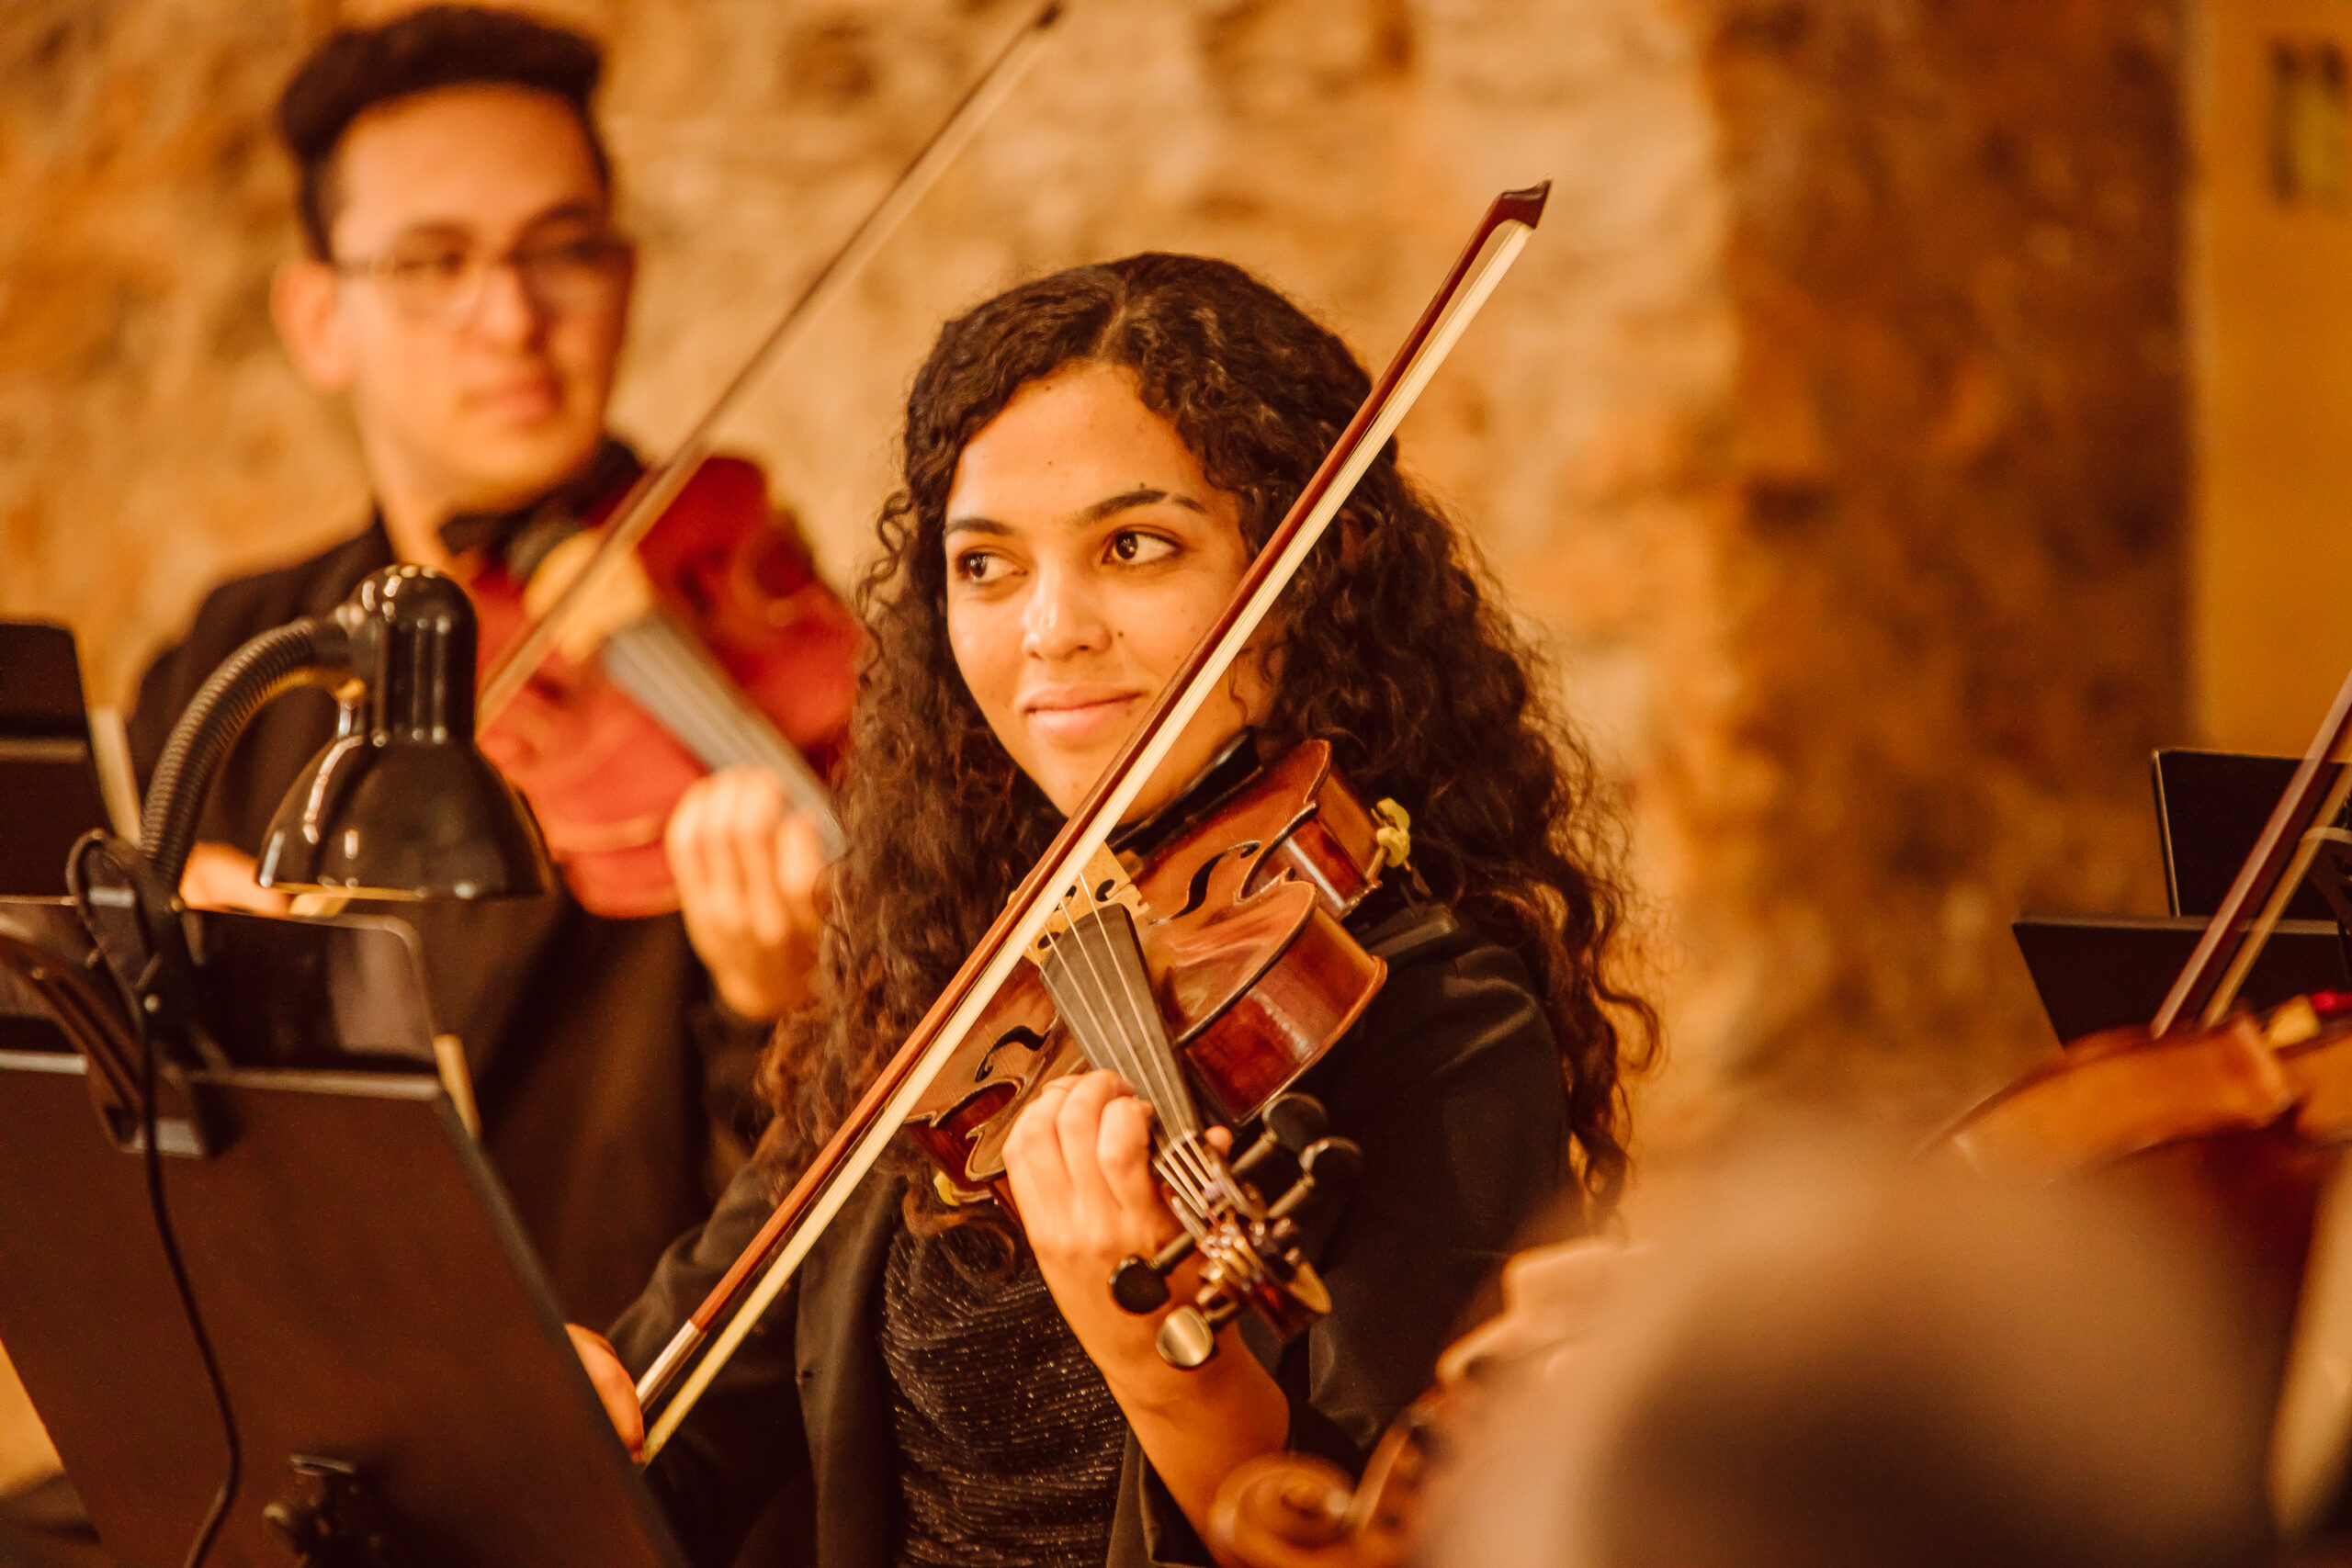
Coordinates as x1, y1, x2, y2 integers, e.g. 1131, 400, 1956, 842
63, 564, 549, 1148
147, 565, 548, 903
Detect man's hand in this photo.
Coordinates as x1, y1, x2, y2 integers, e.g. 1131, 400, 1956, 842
521, 531, 659, 665
566, 1325, 645, 1461
665, 766, 827, 1021
178, 842, 292, 915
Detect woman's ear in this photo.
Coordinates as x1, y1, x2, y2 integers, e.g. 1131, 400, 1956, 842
271, 256, 354, 392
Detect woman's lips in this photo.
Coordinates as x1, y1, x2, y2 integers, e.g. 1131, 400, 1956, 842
1023, 689, 1142, 743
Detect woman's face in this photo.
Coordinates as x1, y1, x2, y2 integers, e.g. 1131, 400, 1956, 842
944, 362, 1266, 819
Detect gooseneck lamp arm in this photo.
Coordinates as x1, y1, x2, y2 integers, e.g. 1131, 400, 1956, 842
139, 615, 351, 894
66, 564, 551, 1115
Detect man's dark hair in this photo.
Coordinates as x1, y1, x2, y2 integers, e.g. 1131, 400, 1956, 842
276, 5, 611, 258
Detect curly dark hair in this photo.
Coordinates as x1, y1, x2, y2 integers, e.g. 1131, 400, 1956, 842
759, 252, 1654, 1222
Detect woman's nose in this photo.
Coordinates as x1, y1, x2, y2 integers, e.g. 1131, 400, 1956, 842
1022, 562, 1112, 661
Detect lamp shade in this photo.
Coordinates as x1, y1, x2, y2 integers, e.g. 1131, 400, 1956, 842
257, 567, 550, 899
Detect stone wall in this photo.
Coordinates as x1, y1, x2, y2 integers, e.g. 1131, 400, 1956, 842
1659, 0, 2190, 1135
0, 0, 2185, 1145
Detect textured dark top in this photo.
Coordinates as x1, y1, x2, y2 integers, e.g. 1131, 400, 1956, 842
124, 516, 780, 1325
879, 1223, 1125, 1567
610, 897, 1573, 1568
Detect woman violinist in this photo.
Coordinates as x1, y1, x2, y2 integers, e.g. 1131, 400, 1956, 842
582, 252, 1650, 1568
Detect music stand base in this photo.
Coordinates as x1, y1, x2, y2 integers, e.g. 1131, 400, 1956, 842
264, 1456, 400, 1568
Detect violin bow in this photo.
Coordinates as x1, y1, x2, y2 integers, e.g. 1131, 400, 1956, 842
2153, 668, 2352, 1035
634, 182, 1553, 1462
477, 1, 1067, 727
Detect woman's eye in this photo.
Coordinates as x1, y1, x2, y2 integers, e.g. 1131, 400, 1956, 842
953, 549, 1001, 584
1108, 530, 1177, 566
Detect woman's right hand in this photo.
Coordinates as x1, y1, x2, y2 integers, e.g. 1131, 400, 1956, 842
567, 1325, 645, 1460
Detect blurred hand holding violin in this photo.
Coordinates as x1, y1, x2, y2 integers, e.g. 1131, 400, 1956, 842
663, 766, 830, 1021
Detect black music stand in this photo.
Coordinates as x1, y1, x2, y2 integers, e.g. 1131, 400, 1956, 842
0, 898, 686, 1568
2013, 914, 2352, 1044
2153, 749, 2344, 920
0, 623, 113, 897
2012, 750, 2352, 1045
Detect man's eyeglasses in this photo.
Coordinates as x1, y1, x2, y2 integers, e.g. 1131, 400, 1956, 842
332, 232, 632, 322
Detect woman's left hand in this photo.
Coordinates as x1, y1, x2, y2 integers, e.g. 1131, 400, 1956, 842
1002, 1070, 1182, 1380
1004, 1069, 1289, 1537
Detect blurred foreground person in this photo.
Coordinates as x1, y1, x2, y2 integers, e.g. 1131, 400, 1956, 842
125, 5, 854, 1325
1422, 1144, 2274, 1568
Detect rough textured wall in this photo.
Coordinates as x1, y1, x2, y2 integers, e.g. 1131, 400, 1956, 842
1655, 0, 2190, 1136
0, 0, 2183, 1138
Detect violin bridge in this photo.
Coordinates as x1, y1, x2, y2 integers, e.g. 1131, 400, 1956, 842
1027, 846, 1148, 964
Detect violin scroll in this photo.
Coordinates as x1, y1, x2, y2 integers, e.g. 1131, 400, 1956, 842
1208, 1402, 1438, 1568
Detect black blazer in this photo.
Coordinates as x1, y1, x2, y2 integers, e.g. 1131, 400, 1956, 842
610, 903, 1571, 1568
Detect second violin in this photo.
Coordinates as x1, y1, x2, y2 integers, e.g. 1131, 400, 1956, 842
462, 446, 856, 918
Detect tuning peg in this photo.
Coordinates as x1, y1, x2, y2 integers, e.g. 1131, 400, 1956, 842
1267, 1135, 1363, 1223
1110, 1228, 1198, 1314
1157, 1297, 1241, 1369
1231, 1093, 1330, 1182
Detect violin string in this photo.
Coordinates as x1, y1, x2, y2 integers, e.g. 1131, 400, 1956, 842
1080, 902, 1204, 1142
1051, 882, 1223, 1210
1040, 886, 1212, 1212
1066, 903, 1221, 1208
1079, 902, 1229, 1204
621, 623, 769, 771
1062, 878, 1200, 1145
1080, 908, 1235, 1212
1035, 875, 1232, 1246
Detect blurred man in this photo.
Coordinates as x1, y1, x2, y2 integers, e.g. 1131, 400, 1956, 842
126, 5, 849, 1325
1422, 1144, 2274, 1568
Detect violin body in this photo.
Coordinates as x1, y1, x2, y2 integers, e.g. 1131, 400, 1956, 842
908, 740, 1391, 1201
1948, 999, 2352, 1345
468, 456, 858, 917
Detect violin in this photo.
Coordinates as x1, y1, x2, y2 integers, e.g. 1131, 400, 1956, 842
464, 448, 856, 918
909, 737, 1406, 1361
1916, 669, 2352, 1540
1208, 1401, 1436, 1568
459, 4, 1067, 917
627, 183, 1555, 1461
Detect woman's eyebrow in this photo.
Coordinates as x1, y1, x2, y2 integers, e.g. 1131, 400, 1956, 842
1073, 487, 1207, 525
944, 516, 1013, 538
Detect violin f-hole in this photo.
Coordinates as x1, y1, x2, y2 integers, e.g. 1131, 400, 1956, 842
975, 1023, 1048, 1083
1173, 840, 1263, 920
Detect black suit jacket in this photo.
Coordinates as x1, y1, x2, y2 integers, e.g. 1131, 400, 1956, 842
610, 903, 1570, 1568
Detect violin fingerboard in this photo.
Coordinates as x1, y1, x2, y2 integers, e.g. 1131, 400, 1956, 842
602, 614, 844, 856
1035, 901, 1204, 1143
